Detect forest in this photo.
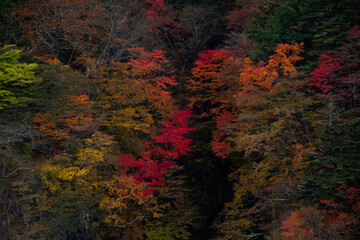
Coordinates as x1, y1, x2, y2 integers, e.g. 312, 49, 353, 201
0, 0, 359, 239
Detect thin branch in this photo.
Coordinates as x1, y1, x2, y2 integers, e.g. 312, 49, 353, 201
0, 168, 38, 182
104, 216, 142, 228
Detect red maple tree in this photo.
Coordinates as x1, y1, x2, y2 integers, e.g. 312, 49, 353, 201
118, 109, 193, 197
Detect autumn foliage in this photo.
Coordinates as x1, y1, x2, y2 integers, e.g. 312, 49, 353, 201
144, 0, 166, 23
33, 94, 94, 140
187, 48, 235, 117
280, 207, 321, 240
310, 26, 360, 103
211, 111, 235, 158
281, 185, 360, 240
204, 42, 304, 159
97, 47, 177, 133
1, 0, 360, 239
118, 109, 193, 197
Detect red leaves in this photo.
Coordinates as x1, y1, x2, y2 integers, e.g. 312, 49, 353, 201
211, 111, 235, 159
309, 51, 344, 93
128, 47, 177, 93
188, 43, 303, 117
118, 154, 167, 188
301, 185, 360, 237
128, 47, 169, 74
151, 109, 194, 158
128, 48, 177, 108
309, 26, 360, 102
327, 184, 360, 212
144, 0, 166, 23
346, 25, 360, 38
339, 186, 360, 211
118, 109, 193, 197
198, 43, 303, 158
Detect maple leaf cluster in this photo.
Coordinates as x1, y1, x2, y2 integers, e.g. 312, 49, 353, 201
118, 109, 193, 197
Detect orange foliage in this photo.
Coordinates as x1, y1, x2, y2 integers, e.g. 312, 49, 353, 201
187, 49, 235, 117
283, 143, 315, 179
17, 0, 107, 72
188, 43, 303, 119
32, 94, 94, 140
281, 195, 360, 240
18, 0, 106, 41
236, 42, 303, 107
281, 207, 320, 240
205, 43, 304, 158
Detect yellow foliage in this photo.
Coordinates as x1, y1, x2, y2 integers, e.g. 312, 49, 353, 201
78, 131, 116, 164
106, 106, 155, 133
99, 175, 165, 227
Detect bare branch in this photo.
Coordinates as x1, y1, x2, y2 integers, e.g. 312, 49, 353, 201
0, 168, 38, 182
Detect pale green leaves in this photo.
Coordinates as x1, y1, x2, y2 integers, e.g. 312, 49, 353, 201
0, 45, 41, 110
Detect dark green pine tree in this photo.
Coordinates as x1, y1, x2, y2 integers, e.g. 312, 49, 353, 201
245, 0, 360, 67
304, 119, 360, 199
0, 0, 21, 45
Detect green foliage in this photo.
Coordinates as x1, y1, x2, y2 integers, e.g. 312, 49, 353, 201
0, 45, 41, 111
31, 60, 96, 142
0, 0, 19, 44
0, 0, 13, 27
43, 191, 100, 240
0, 0, 12, 14
34, 60, 92, 108
145, 200, 197, 240
246, 0, 360, 65
305, 118, 360, 198
246, 0, 310, 53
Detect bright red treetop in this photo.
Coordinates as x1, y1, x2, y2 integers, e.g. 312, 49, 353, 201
118, 109, 193, 197
309, 26, 360, 102
309, 51, 344, 93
